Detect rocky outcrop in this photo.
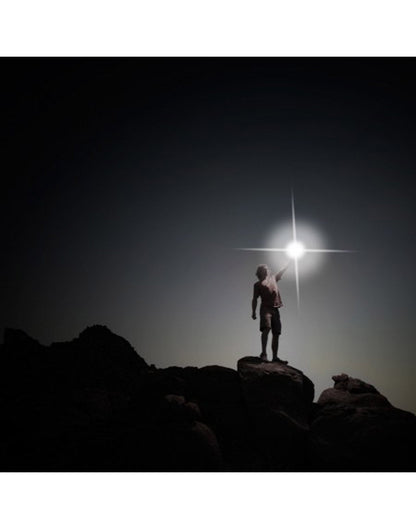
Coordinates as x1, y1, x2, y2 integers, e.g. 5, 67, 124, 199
0, 326, 415, 471
237, 356, 314, 470
128, 365, 253, 470
178, 365, 256, 470
310, 374, 416, 471
0, 325, 149, 470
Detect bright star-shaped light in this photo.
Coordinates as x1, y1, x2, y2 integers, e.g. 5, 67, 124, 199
286, 241, 305, 260
235, 189, 354, 310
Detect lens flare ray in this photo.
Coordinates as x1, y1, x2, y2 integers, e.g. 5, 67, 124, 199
291, 190, 301, 309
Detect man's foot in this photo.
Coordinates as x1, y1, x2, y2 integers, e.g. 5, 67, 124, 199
272, 357, 288, 364
260, 353, 268, 362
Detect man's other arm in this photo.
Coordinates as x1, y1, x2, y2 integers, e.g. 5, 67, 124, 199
251, 284, 259, 319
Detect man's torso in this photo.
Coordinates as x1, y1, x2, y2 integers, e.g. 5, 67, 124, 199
254, 274, 283, 308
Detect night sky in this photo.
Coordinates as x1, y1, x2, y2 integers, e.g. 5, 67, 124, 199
1, 58, 415, 412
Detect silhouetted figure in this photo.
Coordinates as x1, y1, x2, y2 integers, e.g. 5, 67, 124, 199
251, 263, 289, 363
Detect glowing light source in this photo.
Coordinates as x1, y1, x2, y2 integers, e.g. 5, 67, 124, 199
235, 189, 354, 310
286, 241, 305, 259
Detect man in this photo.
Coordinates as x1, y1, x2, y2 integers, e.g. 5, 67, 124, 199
251, 263, 289, 363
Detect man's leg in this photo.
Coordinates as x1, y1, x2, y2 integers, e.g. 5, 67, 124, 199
272, 334, 287, 363
271, 309, 287, 363
272, 333, 279, 360
261, 329, 270, 355
259, 310, 271, 361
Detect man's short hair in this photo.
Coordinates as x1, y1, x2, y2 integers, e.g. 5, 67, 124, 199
256, 264, 269, 278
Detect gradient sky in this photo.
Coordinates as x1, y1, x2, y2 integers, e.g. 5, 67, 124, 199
1, 58, 415, 412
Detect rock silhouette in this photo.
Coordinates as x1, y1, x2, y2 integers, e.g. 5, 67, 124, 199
0, 325, 414, 471
309, 373, 416, 471
238, 356, 314, 470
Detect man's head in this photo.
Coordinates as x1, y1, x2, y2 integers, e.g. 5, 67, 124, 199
256, 264, 269, 280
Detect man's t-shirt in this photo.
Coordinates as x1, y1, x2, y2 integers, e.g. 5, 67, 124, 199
253, 273, 283, 309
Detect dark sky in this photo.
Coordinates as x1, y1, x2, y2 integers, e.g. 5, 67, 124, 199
1, 58, 415, 412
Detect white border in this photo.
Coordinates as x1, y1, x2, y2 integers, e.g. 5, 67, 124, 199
0, 1, 416, 56
0, 2, 414, 527
0, 473, 414, 529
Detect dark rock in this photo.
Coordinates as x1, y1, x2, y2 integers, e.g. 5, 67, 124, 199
0, 329, 46, 398
123, 419, 223, 471
113, 389, 223, 471
73, 324, 148, 377
129, 365, 254, 470
317, 388, 391, 408
184, 365, 257, 470
162, 394, 203, 422
0, 325, 149, 470
155, 394, 223, 470
310, 373, 416, 471
3, 328, 41, 349
71, 387, 114, 421
1, 327, 415, 471
332, 373, 380, 394
237, 356, 315, 470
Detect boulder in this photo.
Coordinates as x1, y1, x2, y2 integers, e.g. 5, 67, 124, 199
162, 394, 203, 422
129, 365, 253, 470
237, 356, 315, 470
331, 373, 380, 394
310, 373, 416, 471
120, 393, 223, 471
185, 365, 257, 470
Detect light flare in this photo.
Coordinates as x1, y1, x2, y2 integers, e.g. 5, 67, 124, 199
286, 241, 306, 259
235, 190, 354, 310
291, 189, 301, 309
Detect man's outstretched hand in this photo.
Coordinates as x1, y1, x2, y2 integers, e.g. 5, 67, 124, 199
276, 261, 291, 280
251, 314, 257, 320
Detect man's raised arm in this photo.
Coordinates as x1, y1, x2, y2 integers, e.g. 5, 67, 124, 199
275, 262, 290, 281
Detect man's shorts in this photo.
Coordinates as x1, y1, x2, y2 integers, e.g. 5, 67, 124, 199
260, 306, 281, 334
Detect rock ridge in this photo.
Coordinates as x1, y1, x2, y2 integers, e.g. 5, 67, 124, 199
0, 326, 414, 471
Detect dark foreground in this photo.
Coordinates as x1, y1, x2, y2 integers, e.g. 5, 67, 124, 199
0, 325, 415, 471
